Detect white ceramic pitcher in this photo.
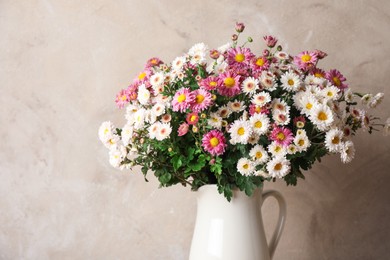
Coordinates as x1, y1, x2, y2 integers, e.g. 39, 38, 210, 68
189, 185, 286, 260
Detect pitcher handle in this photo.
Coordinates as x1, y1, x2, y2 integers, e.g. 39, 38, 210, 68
261, 190, 287, 259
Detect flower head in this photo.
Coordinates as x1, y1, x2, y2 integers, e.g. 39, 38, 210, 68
217, 71, 241, 97
266, 156, 291, 178
294, 51, 318, 70
191, 89, 213, 112
202, 130, 227, 156
325, 69, 348, 91
270, 127, 294, 147
172, 88, 195, 112
186, 112, 199, 125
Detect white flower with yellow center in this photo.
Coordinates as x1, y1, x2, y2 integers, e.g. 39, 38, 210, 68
155, 122, 172, 141
287, 144, 298, 155
340, 140, 355, 163
137, 84, 150, 105
121, 123, 134, 146
207, 113, 223, 129
228, 100, 246, 112
109, 145, 127, 168
321, 85, 340, 101
266, 156, 291, 178
324, 128, 344, 153
281, 71, 301, 92
188, 43, 208, 65
228, 120, 252, 144
252, 91, 271, 106
309, 104, 334, 131
132, 108, 147, 129
99, 121, 115, 143
268, 141, 287, 157
242, 77, 259, 95
297, 93, 319, 116
237, 158, 255, 176
249, 145, 269, 164
249, 113, 270, 135
294, 132, 310, 152
125, 104, 139, 121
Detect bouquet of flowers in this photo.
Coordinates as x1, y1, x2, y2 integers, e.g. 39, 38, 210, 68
99, 23, 389, 200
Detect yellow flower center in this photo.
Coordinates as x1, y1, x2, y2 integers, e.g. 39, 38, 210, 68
298, 139, 305, 146
318, 111, 328, 121
210, 137, 219, 147
327, 91, 333, 97
306, 103, 313, 110
314, 72, 324, 78
256, 58, 265, 66
288, 79, 295, 86
235, 53, 245, 62
274, 146, 281, 152
254, 121, 262, 128
296, 122, 305, 128
177, 94, 186, 103
210, 81, 217, 87
277, 132, 285, 141
255, 152, 263, 159
333, 77, 341, 86
243, 163, 249, 170
196, 94, 205, 104
121, 95, 127, 101
237, 127, 245, 136
224, 77, 235, 88
301, 54, 311, 63
274, 163, 282, 171
190, 115, 197, 122
138, 72, 146, 80
332, 136, 340, 144
255, 106, 261, 113
104, 128, 109, 135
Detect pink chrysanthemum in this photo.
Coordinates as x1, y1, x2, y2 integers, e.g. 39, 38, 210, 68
311, 68, 326, 79
226, 47, 254, 66
263, 35, 278, 48
145, 57, 163, 68
250, 56, 270, 72
172, 88, 195, 112
191, 89, 213, 112
325, 69, 348, 90
249, 104, 270, 116
217, 71, 241, 97
294, 51, 318, 70
186, 112, 199, 125
178, 123, 189, 136
269, 127, 294, 147
126, 83, 139, 101
134, 69, 152, 84
115, 89, 130, 109
202, 130, 227, 156
199, 76, 220, 91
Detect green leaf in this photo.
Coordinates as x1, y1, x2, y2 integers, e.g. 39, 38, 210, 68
171, 156, 182, 171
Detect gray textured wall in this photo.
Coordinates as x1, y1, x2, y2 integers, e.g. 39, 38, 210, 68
1, 0, 389, 259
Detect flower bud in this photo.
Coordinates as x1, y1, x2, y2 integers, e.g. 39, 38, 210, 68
263, 35, 278, 48
192, 126, 199, 133
168, 147, 173, 152
247, 37, 253, 43
201, 113, 207, 119
262, 49, 270, 57
276, 45, 282, 51
235, 22, 245, 33
314, 49, 327, 59
231, 34, 238, 41
209, 49, 220, 59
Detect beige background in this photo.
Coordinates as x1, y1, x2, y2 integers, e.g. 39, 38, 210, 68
1, 0, 390, 259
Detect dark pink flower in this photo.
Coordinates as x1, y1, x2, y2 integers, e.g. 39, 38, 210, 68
145, 57, 163, 68
269, 127, 294, 147
325, 69, 348, 90
294, 51, 318, 71
263, 35, 278, 48
186, 112, 199, 125
217, 71, 241, 97
202, 130, 227, 156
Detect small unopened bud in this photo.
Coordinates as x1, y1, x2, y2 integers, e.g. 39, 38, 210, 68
314, 49, 327, 59
192, 126, 199, 133
140, 138, 145, 144
209, 158, 216, 165
209, 49, 220, 59
168, 147, 173, 152
262, 49, 270, 56
201, 113, 207, 119
247, 37, 253, 43
211, 94, 217, 100
231, 34, 238, 41
235, 22, 245, 33
276, 45, 282, 51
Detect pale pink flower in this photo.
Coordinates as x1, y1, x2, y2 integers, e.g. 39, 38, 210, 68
202, 130, 227, 156
217, 71, 241, 97
178, 123, 189, 136
191, 89, 213, 112
226, 47, 254, 67
115, 89, 130, 109
263, 35, 278, 48
172, 88, 195, 112
294, 51, 318, 70
199, 76, 220, 91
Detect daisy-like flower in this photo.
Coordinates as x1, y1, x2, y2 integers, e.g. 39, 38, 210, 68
149, 72, 165, 87
294, 131, 311, 152
228, 100, 246, 113
178, 123, 189, 136
272, 99, 290, 113
155, 122, 172, 141
248, 133, 260, 145
145, 57, 163, 68
309, 104, 334, 131
148, 122, 160, 139
249, 145, 269, 164
340, 140, 355, 163
137, 84, 150, 105
188, 43, 208, 65
266, 156, 291, 178
325, 69, 348, 91
273, 110, 291, 126
280, 71, 301, 92
217, 106, 232, 118
115, 89, 130, 109
172, 88, 195, 112
121, 123, 134, 146
132, 108, 147, 130
259, 71, 276, 90
287, 144, 298, 155
242, 77, 259, 95
191, 89, 213, 112
268, 141, 287, 157
344, 89, 354, 103
250, 56, 270, 72
325, 128, 344, 153
217, 71, 241, 97
134, 69, 151, 84
250, 113, 270, 135
275, 51, 289, 60
294, 51, 318, 70
199, 76, 220, 91
201, 130, 227, 156
226, 46, 254, 66
237, 158, 255, 176
293, 116, 306, 128
208, 112, 223, 129
252, 91, 272, 106
171, 56, 187, 72
161, 114, 171, 123
368, 92, 385, 108
99, 121, 116, 144
311, 68, 326, 79
186, 112, 199, 125
109, 145, 127, 168
298, 93, 319, 116
228, 120, 253, 144
151, 103, 166, 117
321, 85, 340, 101
270, 127, 294, 147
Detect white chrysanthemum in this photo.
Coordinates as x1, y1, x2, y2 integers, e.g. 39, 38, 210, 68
148, 122, 160, 139
272, 110, 291, 126
212, 61, 228, 74
287, 144, 298, 155
344, 89, 354, 103
109, 145, 127, 168
304, 75, 325, 87
137, 84, 150, 105
153, 94, 171, 106
207, 113, 223, 129
218, 42, 232, 53
252, 92, 272, 106
125, 104, 140, 121
249, 145, 269, 164
325, 128, 344, 153
151, 103, 166, 117
248, 133, 260, 145
99, 121, 115, 143
266, 156, 291, 178
155, 122, 172, 141
121, 123, 134, 146
172, 56, 186, 72
132, 108, 147, 129
254, 170, 271, 178
188, 43, 207, 65
217, 106, 232, 118
368, 92, 384, 108
275, 51, 289, 60
281, 71, 301, 92
250, 113, 270, 135
228, 100, 246, 112
297, 93, 319, 116
309, 104, 334, 131
242, 77, 259, 95
321, 85, 340, 101
237, 158, 255, 176
150, 72, 164, 87
272, 98, 290, 113
340, 140, 355, 163
361, 94, 373, 106
260, 71, 277, 90
294, 132, 310, 152
305, 85, 322, 97
228, 120, 253, 144
268, 141, 287, 157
